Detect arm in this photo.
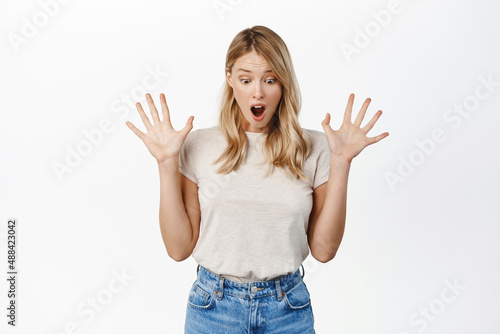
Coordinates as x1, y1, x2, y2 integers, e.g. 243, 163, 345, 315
307, 157, 350, 263
158, 158, 200, 262
126, 93, 199, 262
308, 93, 389, 263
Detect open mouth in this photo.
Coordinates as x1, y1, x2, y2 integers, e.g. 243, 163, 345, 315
251, 106, 266, 117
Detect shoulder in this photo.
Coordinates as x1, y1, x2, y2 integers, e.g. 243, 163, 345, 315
302, 128, 327, 150
193, 125, 222, 137
182, 126, 225, 156
302, 128, 324, 139
185, 125, 223, 142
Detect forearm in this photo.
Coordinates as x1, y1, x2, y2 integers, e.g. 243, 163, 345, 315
314, 156, 351, 261
157, 158, 194, 261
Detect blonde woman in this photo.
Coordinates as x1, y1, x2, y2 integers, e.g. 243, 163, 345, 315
126, 25, 388, 333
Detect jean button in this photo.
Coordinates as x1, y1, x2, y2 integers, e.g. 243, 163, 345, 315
251, 286, 258, 294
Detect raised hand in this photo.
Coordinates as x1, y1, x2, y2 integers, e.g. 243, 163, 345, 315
126, 93, 194, 164
321, 93, 389, 163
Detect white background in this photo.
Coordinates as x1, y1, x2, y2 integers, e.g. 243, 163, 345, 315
1, 0, 499, 333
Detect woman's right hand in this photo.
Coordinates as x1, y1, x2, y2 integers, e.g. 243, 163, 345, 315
126, 93, 194, 164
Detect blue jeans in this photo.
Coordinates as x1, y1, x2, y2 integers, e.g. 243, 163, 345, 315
184, 264, 315, 333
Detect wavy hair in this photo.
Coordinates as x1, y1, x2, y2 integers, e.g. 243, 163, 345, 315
213, 25, 311, 182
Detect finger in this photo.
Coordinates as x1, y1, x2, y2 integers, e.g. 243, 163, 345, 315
343, 93, 355, 124
146, 93, 161, 125
135, 102, 153, 131
366, 132, 389, 146
321, 113, 334, 134
361, 110, 383, 134
160, 93, 172, 127
354, 98, 371, 127
126, 121, 146, 141
181, 116, 195, 137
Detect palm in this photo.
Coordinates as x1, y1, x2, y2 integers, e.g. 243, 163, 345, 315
126, 93, 194, 163
321, 94, 389, 163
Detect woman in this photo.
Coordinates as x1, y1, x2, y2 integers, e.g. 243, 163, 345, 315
126, 25, 388, 333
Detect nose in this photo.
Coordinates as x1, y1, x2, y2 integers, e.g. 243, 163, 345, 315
253, 81, 264, 99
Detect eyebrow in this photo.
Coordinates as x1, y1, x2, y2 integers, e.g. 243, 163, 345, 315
237, 68, 273, 73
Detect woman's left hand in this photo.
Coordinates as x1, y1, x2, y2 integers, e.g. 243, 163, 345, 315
321, 93, 389, 163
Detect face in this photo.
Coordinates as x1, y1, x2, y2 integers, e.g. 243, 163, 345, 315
226, 50, 282, 133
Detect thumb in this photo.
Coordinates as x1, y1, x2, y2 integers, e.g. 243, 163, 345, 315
321, 113, 332, 131
181, 116, 194, 136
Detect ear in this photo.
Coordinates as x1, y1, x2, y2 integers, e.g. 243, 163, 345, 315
225, 67, 233, 88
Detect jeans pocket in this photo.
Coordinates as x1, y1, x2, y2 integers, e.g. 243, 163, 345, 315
283, 280, 311, 310
187, 280, 216, 310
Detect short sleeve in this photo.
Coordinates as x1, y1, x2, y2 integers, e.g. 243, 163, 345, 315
313, 133, 330, 189
178, 131, 198, 184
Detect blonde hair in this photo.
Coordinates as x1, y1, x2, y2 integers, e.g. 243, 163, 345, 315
214, 25, 311, 182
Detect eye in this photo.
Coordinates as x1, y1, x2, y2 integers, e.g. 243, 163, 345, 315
266, 79, 276, 84
241, 79, 250, 84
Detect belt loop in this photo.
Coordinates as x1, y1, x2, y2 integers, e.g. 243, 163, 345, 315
300, 264, 305, 279
197, 264, 200, 275
275, 278, 283, 301
217, 276, 225, 300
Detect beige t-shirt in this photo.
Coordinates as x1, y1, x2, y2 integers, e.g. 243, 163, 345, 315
179, 125, 330, 282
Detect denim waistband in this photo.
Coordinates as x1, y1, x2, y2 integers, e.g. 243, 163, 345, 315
195, 265, 305, 300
